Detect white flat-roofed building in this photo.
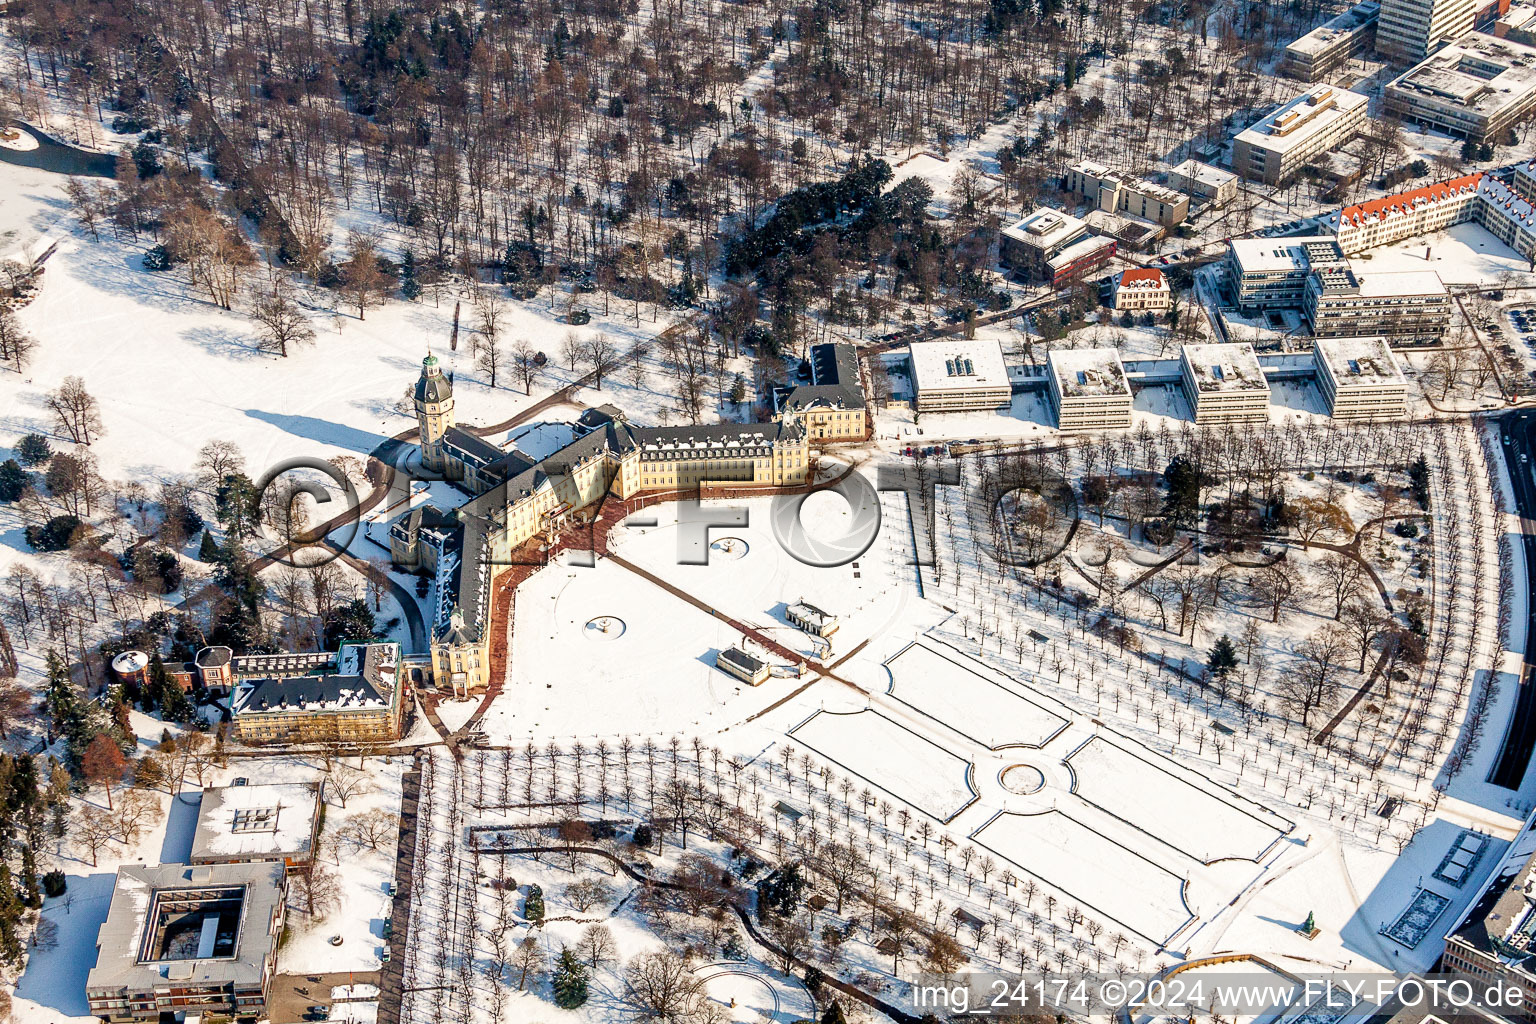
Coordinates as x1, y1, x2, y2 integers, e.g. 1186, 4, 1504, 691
1303, 266, 1452, 341
1378, 0, 1475, 62
909, 339, 1012, 413
191, 782, 323, 871
1313, 337, 1408, 419
1283, 1, 1380, 81
1383, 32, 1536, 142
1231, 86, 1370, 184
1167, 160, 1239, 207
1046, 348, 1133, 432
1226, 236, 1347, 311
1180, 343, 1272, 423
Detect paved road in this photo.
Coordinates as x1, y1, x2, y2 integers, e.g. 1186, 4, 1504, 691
376, 762, 421, 1024
1489, 411, 1536, 788
268, 972, 380, 1024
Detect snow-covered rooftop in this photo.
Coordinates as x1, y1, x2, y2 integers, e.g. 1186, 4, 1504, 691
1048, 348, 1131, 398
1228, 236, 1343, 274
1181, 343, 1270, 393
1001, 208, 1087, 250
1387, 32, 1536, 119
191, 782, 321, 863
1234, 86, 1368, 155
1313, 337, 1406, 387
908, 339, 1010, 392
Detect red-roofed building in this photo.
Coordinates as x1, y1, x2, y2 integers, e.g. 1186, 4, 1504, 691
1112, 267, 1171, 312
1329, 172, 1484, 253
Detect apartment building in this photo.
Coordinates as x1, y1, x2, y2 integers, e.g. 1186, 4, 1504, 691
1180, 343, 1273, 424
1046, 348, 1134, 432
1303, 267, 1452, 342
1231, 86, 1370, 184
1326, 171, 1484, 252
1312, 337, 1409, 419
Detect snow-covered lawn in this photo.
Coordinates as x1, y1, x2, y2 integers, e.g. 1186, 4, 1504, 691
1067, 735, 1292, 863
972, 810, 1194, 945
791, 708, 977, 821
884, 641, 1068, 749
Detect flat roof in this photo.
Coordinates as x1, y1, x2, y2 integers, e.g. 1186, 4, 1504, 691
86, 862, 285, 993
1228, 235, 1343, 273
191, 782, 320, 863
1168, 159, 1237, 189
1386, 33, 1536, 118
909, 339, 1011, 392
1286, 0, 1380, 57
1234, 86, 1368, 155
231, 642, 399, 717
1048, 348, 1132, 398
1181, 343, 1271, 394
1353, 269, 1447, 296
1001, 207, 1086, 249
1314, 337, 1407, 386
1047, 234, 1115, 270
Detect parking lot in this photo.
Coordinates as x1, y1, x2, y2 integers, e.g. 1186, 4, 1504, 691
268, 972, 382, 1024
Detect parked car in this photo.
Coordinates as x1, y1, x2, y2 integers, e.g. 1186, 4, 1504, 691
308, 1007, 329, 1017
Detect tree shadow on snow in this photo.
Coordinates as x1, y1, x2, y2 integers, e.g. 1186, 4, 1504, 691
16, 871, 117, 1017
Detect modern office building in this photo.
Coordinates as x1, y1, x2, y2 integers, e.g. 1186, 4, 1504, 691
1231, 86, 1370, 184
1179, 343, 1272, 424
1441, 809, 1536, 1000
1377, 0, 1476, 62
190, 782, 324, 872
86, 862, 287, 1023
1046, 348, 1134, 432
1383, 32, 1536, 142
1303, 267, 1452, 342
1167, 160, 1239, 207
908, 339, 1013, 413
1225, 236, 1347, 312
1312, 337, 1409, 419
1283, 1, 1381, 81
999, 208, 1117, 285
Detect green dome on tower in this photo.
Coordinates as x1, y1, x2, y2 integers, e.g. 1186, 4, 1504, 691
415, 352, 453, 403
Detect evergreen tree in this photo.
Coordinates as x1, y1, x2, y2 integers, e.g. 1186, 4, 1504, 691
756, 863, 807, 921
1207, 635, 1239, 684
198, 529, 220, 562
43, 651, 97, 770
400, 249, 422, 300
0, 864, 25, 968
0, 460, 25, 503
108, 686, 137, 749
14, 434, 52, 467
729, 374, 746, 405
524, 883, 545, 923
551, 946, 589, 1008
821, 1001, 848, 1024
214, 473, 262, 537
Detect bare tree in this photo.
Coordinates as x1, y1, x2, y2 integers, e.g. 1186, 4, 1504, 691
586, 334, 618, 389
340, 231, 390, 319
575, 923, 617, 969
47, 376, 104, 445
0, 307, 38, 373
625, 952, 705, 1020
512, 341, 542, 395
249, 278, 316, 357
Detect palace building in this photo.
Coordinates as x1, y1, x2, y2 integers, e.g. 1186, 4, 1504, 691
393, 351, 853, 695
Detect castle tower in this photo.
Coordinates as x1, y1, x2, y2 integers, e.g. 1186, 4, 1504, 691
415, 353, 455, 472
